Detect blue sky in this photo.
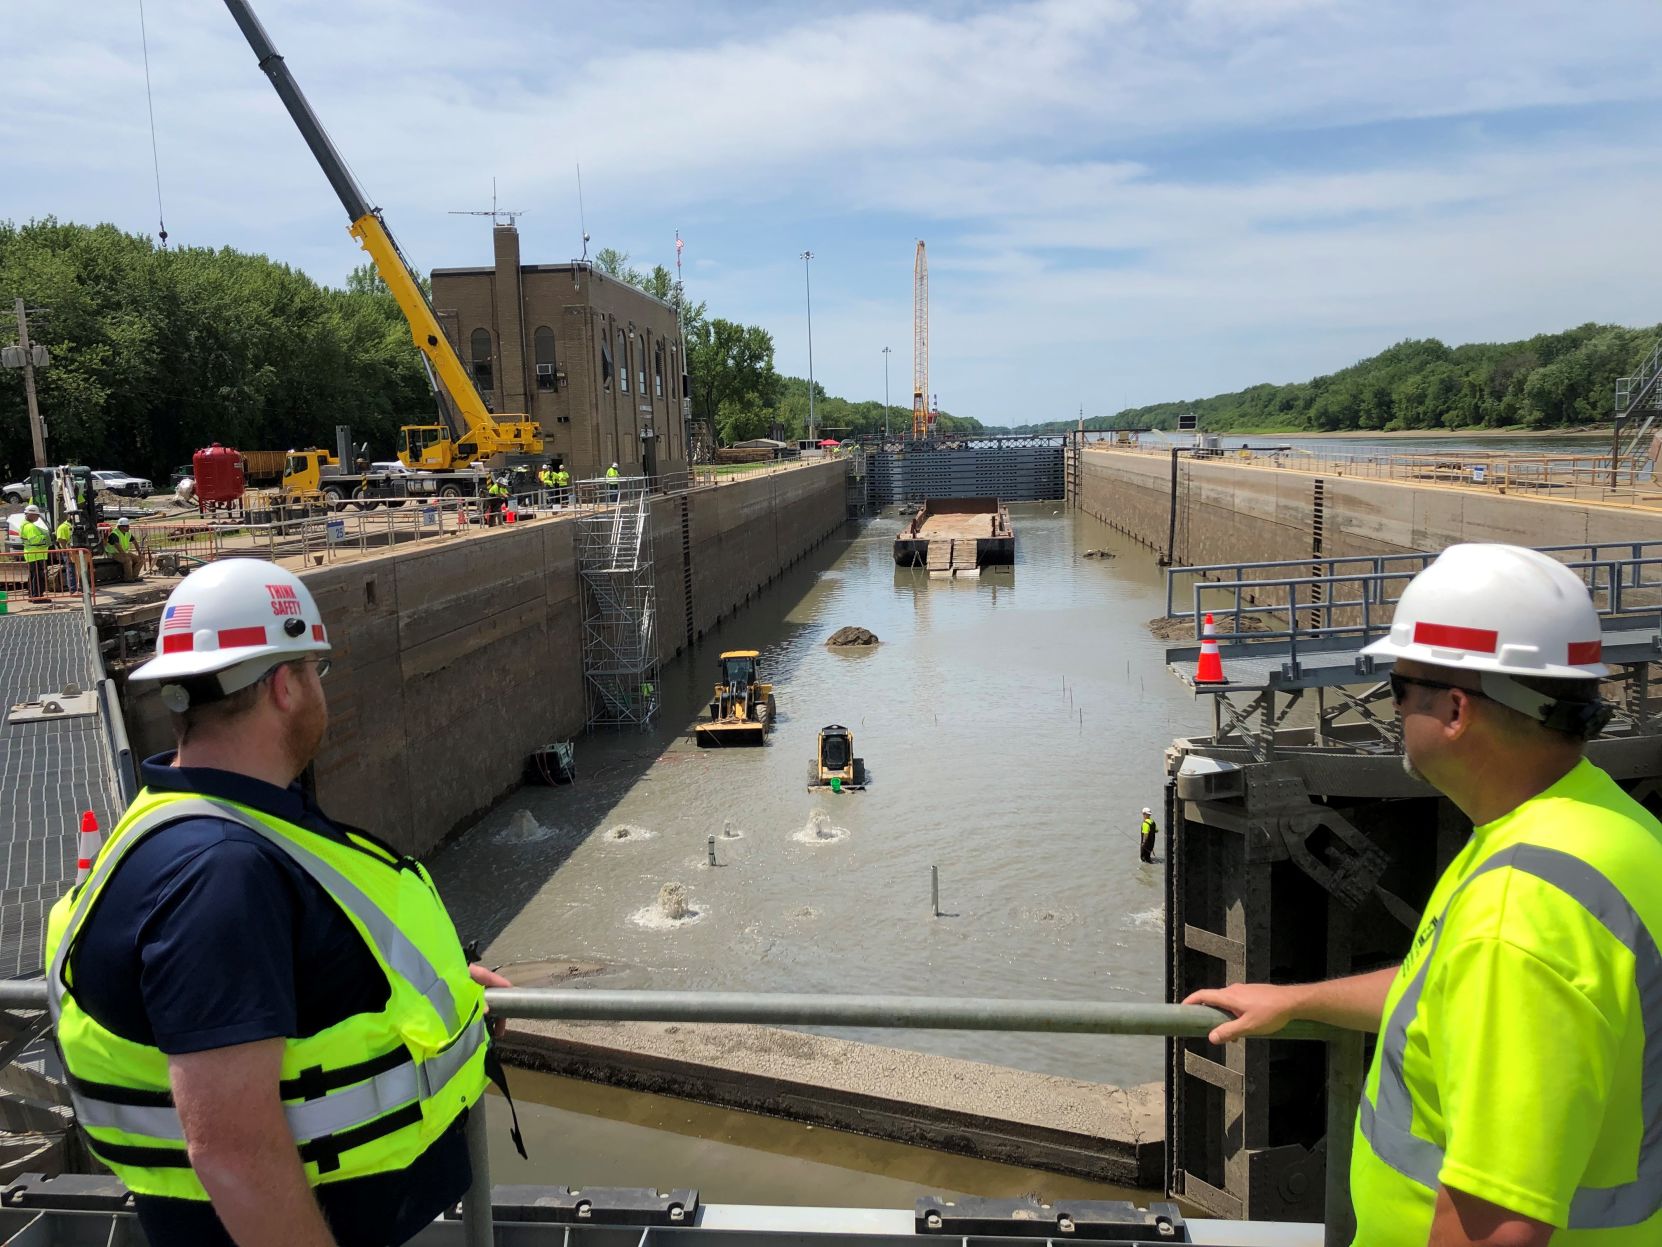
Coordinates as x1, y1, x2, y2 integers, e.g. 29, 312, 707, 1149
8, 0, 1662, 426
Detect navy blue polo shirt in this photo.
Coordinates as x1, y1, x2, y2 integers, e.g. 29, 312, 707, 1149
68, 755, 470, 1247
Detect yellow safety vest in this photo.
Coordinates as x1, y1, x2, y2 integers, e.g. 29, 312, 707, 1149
1350, 759, 1662, 1243
20, 520, 49, 562
55, 521, 72, 544
44, 789, 489, 1201
606, 467, 620, 479
107, 529, 135, 553
556, 471, 570, 487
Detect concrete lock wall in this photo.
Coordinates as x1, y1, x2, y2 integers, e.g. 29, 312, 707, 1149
124, 463, 848, 857
1077, 448, 1662, 567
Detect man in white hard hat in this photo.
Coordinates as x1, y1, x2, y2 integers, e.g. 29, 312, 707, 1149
44, 559, 514, 1247
18, 503, 50, 601
1138, 806, 1158, 864
1185, 544, 1662, 1246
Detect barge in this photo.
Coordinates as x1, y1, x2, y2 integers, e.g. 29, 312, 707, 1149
893, 497, 1014, 574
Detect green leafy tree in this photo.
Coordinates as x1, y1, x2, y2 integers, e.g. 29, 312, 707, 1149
684, 318, 782, 443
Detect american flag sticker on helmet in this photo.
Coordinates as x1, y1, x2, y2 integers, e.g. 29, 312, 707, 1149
162, 604, 194, 632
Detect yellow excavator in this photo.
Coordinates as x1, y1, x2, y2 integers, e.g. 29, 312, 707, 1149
695, 651, 776, 748
225, 0, 541, 472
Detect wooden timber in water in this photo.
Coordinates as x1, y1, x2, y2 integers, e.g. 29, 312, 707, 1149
894, 497, 1014, 571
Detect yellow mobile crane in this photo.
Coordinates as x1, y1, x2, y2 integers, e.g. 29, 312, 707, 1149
224, 0, 541, 471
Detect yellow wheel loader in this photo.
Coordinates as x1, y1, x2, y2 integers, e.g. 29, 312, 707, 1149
695, 651, 776, 747
808, 724, 867, 790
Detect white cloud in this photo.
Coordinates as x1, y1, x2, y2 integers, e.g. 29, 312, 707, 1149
5, 0, 1662, 423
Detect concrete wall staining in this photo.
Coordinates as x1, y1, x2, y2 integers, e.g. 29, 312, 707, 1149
1076, 448, 1662, 566
126, 464, 848, 857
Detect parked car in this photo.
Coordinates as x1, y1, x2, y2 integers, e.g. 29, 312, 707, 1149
91, 470, 153, 497
368, 461, 412, 475
3, 480, 28, 505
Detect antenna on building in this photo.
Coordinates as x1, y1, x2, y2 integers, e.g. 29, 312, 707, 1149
575, 163, 591, 263
448, 177, 525, 227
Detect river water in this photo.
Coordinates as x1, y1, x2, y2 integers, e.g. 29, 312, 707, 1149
431, 504, 1209, 1088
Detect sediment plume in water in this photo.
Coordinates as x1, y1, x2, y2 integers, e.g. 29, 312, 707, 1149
602, 824, 655, 843
720, 820, 743, 839
629, 881, 703, 929
493, 810, 556, 844
791, 808, 849, 846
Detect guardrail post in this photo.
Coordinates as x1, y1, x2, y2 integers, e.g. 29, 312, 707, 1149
1323, 1030, 1363, 1247
463, 1097, 494, 1247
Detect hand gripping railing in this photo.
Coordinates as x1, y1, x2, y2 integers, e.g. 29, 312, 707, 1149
0, 982, 1358, 1245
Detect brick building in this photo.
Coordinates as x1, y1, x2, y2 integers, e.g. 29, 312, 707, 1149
430, 225, 689, 480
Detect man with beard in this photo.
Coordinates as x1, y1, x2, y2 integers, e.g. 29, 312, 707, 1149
44, 559, 511, 1247
1184, 544, 1662, 1247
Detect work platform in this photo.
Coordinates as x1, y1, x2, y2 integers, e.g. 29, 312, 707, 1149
0, 602, 133, 980
894, 498, 1014, 573
1155, 542, 1662, 1226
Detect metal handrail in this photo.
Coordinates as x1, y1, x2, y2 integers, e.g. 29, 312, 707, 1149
0, 983, 1356, 1244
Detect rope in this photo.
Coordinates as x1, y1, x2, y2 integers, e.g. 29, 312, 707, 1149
137, 0, 167, 247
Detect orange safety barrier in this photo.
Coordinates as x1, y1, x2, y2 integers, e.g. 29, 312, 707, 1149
0, 549, 97, 606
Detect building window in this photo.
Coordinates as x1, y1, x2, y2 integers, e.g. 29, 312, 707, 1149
534, 325, 557, 391
470, 328, 493, 393
655, 342, 665, 398
618, 330, 630, 394
601, 329, 613, 390
638, 332, 648, 396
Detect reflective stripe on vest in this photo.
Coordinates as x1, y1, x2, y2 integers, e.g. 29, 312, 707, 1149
66, 1014, 486, 1147
48, 798, 458, 1033
1358, 842, 1662, 1229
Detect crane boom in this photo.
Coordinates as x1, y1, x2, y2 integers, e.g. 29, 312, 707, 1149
912, 241, 929, 442
222, 0, 540, 468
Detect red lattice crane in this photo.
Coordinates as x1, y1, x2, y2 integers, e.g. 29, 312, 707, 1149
912, 241, 930, 442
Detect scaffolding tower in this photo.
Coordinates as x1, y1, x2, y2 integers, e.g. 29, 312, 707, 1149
577, 476, 659, 728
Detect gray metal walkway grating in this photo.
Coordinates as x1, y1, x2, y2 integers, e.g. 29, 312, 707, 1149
0, 612, 127, 980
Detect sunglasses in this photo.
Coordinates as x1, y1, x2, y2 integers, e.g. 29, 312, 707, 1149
1388, 672, 1482, 705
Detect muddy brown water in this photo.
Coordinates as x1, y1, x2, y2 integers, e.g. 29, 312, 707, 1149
431, 504, 1208, 1088
482, 1071, 1147, 1206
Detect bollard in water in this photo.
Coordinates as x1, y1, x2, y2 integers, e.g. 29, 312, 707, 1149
707, 836, 717, 867
931, 865, 939, 917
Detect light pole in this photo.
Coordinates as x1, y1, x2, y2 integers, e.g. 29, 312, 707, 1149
881, 346, 892, 439
800, 250, 815, 443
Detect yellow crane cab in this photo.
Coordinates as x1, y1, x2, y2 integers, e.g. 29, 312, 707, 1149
695, 650, 776, 748
809, 724, 867, 790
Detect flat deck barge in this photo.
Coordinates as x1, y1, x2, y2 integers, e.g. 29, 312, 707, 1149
893, 497, 1014, 570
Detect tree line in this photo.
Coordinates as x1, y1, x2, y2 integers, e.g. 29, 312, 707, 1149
1006, 323, 1662, 437
0, 222, 980, 484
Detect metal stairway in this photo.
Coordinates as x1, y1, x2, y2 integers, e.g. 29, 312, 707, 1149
577, 478, 659, 728
1614, 338, 1662, 465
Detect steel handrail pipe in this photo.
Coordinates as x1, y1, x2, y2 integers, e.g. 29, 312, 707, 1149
0, 980, 1332, 1040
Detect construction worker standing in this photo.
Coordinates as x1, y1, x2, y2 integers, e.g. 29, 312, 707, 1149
53, 514, 79, 593
43, 560, 515, 1247
19, 504, 51, 601
105, 517, 143, 582
1185, 544, 1662, 1246
1138, 807, 1158, 863
538, 463, 556, 499
485, 475, 508, 526
555, 465, 571, 507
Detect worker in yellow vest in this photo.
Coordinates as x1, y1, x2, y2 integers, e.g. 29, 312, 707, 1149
554, 465, 571, 508
44, 559, 517, 1247
19, 503, 50, 601
484, 475, 508, 527
1138, 806, 1158, 863
1186, 544, 1662, 1246
104, 517, 143, 582
53, 515, 80, 593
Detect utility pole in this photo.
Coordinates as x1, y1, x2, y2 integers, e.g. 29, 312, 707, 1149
881, 346, 892, 438
800, 251, 816, 443
12, 299, 47, 468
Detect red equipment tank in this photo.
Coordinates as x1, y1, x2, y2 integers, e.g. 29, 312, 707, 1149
191, 444, 247, 516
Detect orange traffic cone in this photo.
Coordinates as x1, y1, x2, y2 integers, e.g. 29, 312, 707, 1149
1195, 613, 1227, 685
76, 810, 102, 884
505, 508, 517, 525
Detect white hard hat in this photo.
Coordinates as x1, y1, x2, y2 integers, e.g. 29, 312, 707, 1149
130, 559, 330, 704
116, 517, 131, 528
1362, 544, 1606, 680
23, 504, 40, 517
1142, 807, 1151, 815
